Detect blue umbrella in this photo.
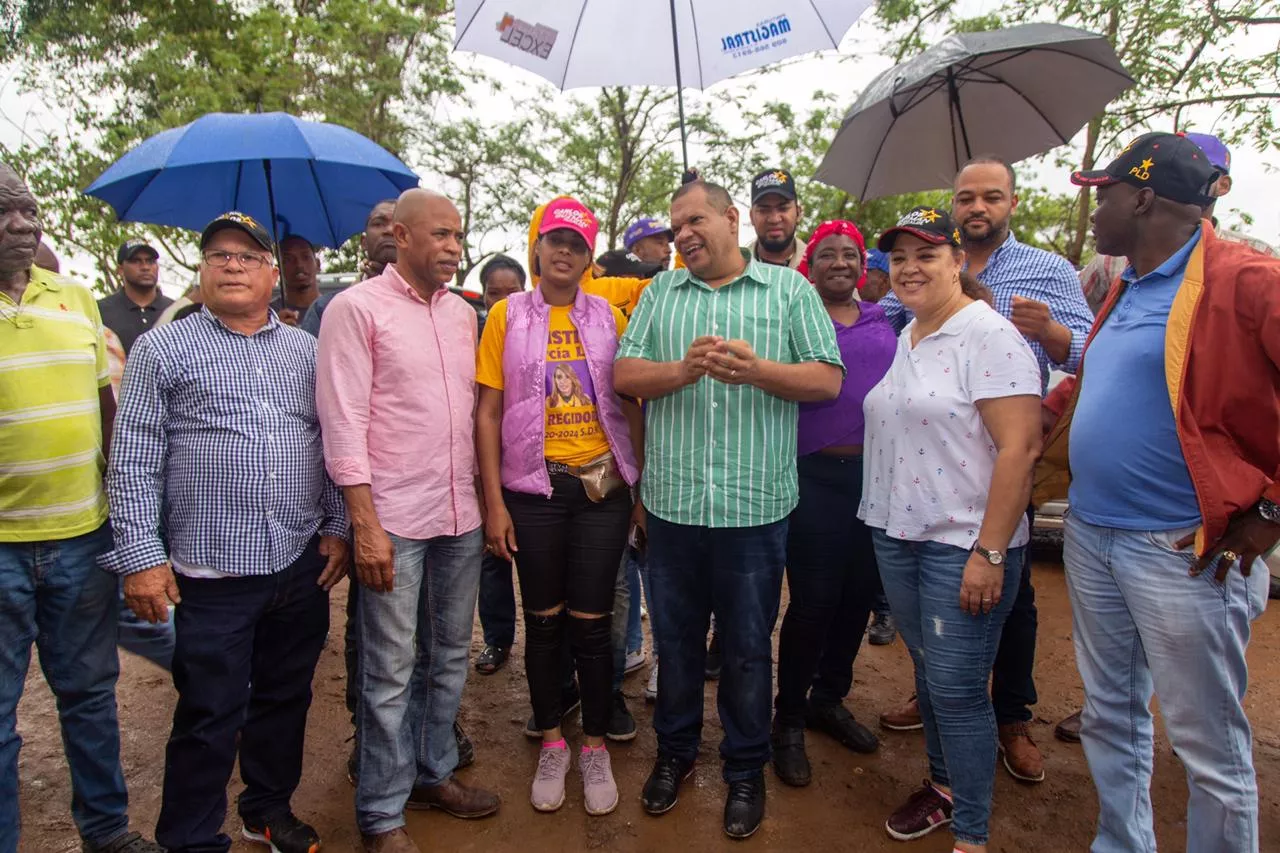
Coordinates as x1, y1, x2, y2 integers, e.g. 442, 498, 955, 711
84, 112, 419, 249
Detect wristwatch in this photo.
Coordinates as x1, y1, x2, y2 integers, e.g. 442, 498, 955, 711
972, 543, 1005, 566
1259, 499, 1280, 524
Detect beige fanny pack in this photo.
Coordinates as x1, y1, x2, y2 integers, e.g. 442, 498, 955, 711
546, 452, 627, 502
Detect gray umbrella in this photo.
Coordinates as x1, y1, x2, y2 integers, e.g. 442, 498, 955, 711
814, 23, 1133, 200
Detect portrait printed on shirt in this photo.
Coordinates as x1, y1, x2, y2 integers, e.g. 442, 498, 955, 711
544, 324, 602, 450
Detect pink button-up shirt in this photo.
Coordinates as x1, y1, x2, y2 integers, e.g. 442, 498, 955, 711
316, 265, 480, 540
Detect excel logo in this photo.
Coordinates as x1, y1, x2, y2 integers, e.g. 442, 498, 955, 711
497, 13, 558, 60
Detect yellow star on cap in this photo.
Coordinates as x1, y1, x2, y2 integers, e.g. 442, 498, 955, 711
1139, 158, 1154, 170
920, 208, 941, 223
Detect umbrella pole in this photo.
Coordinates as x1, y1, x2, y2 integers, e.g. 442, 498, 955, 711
946, 69, 973, 170
668, 0, 690, 173
262, 159, 284, 272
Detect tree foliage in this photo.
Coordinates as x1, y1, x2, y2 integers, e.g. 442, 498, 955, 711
3, 0, 460, 291
875, 0, 1280, 262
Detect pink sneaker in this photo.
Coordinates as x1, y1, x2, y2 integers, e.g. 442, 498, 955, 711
531, 743, 570, 812
579, 746, 619, 816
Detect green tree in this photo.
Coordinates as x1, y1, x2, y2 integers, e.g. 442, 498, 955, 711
3, 0, 461, 291
875, 0, 1280, 263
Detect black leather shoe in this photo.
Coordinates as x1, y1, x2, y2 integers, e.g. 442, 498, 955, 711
641, 753, 694, 815
770, 721, 811, 787
806, 702, 879, 754
455, 720, 475, 769
723, 773, 766, 839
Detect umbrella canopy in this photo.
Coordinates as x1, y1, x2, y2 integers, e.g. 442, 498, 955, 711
814, 23, 1134, 201
85, 112, 420, 248
453, 0, 874, 168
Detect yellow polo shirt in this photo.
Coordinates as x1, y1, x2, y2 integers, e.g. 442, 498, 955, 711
0, 267, 111, 542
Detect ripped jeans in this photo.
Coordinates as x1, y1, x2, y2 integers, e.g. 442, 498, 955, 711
870, 531, 1023, 847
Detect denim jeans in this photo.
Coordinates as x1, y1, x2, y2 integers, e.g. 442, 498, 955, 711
637, 551, 660, 660
647, 514, 786, 782
871, 531, 1022, 847
1063, 515, 1266, 853
355, 527, 482, 835
477, 552, 516, 649
157, 538, 329, 853
625, 552, 643, 653
117, 583, 175, 671
775, 454, 881, 726
0, 525, 129, 852
611, 549, 631, 696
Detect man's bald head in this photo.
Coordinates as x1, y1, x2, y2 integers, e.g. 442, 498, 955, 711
391, 189, 464, 291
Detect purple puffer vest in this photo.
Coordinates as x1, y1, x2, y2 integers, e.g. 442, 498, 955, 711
500, 286, 639, 497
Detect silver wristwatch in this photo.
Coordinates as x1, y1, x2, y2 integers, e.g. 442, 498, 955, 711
972, 543, 1005, 566
1259, 499, 1280, 523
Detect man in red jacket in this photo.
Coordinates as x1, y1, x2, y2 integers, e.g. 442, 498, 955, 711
1037, 132, 1279, 853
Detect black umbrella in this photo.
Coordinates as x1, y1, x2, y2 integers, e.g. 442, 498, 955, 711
814, 23, 1134, 200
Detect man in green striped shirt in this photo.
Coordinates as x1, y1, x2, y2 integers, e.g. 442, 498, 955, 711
615, 180, 842, 839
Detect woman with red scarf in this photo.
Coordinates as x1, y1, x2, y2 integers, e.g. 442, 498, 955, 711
770, 221, 898, 787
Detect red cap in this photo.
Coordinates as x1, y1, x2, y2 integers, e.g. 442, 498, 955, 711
539, 197, 599, 251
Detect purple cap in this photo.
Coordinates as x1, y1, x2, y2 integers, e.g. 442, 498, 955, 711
1181, 132, 1230, 174
623, 217, 673, 251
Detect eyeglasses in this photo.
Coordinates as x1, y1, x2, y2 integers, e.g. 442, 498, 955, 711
202, 250, 271, 270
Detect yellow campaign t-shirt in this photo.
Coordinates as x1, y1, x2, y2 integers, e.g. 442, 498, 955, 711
583, 275, 649, 318
477, 299, 628, 466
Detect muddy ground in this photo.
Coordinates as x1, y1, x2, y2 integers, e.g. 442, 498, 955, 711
17, 559, 1280, 852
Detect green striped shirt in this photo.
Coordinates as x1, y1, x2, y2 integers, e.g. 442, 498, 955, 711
617, 259, 841, 528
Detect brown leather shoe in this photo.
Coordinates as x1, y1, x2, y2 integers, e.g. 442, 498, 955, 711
879, 694, 923, 731
362, 827, 420, 853
407, 774, 500, 818
1054, 710, 1083, 744
998, 722, 1046, 782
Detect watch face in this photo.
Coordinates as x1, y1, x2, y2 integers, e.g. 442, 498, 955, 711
989, 552, 1004, 565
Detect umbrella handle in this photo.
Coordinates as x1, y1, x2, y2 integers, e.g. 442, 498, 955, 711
262, 159, 284, 271
668, 0, 689, 173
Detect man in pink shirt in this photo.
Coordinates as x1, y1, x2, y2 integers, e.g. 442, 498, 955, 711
317, 189, 499, 853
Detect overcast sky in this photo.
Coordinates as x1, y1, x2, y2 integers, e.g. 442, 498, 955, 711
2, 8, 1275, 294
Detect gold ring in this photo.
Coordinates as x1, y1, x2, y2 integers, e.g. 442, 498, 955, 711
1222, 550, 1239, 563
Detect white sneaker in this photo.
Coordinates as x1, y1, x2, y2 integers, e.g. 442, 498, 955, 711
644, 659, 659, 702
625, 649, 647, 674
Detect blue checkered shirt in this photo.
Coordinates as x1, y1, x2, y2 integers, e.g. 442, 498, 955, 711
101, 308, 348, 576
879, 232, 1093, 391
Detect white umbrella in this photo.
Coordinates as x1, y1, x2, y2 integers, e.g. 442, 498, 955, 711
454, 0, 874, 169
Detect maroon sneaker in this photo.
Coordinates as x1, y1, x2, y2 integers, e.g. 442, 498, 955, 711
885, 780, 953, 841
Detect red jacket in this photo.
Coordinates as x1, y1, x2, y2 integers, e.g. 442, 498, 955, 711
1036, 222, 1280, 554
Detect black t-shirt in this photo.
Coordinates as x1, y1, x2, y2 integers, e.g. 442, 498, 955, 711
97, 288, 175, 354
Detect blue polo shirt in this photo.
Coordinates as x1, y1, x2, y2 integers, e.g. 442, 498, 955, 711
1068, 231, 1202, 530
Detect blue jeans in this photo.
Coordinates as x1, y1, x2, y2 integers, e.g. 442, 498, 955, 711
871, 531, 1022, 847
1064, 515, 1266, 853
638, 551, 660, 660
355, 528, 482, 835
625, 552, 643, 653
647, 514, 786, 782
0, 525, 130, 851
476, 552, 515, 649
117, 584, 175, 671
611, 550, 631, 696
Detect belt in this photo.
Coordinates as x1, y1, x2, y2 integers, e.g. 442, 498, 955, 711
546, 460, 585, 476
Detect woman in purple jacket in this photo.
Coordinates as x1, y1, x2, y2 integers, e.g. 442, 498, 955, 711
475, 198, 643, 818
770, 220, 898, 786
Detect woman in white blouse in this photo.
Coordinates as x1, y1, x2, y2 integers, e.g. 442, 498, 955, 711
859, 207, 1041, 853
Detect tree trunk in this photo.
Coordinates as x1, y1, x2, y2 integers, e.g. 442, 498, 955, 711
1067, 116, 1101, 267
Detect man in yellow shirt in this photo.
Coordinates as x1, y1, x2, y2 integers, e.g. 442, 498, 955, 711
0, 165, 161, 853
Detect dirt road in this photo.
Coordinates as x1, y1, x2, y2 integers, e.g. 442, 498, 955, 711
17, 560, 1280, 852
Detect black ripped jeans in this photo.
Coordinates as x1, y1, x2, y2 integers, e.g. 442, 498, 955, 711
504, 472, 631, 737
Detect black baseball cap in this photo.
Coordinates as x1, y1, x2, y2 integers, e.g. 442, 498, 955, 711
116, 238, 158, 264
199, 211, 275, 253
1070, 132, 1220, 206
750, 169, 797, 204
877, 206, 963, 252
594, 249, 663, 280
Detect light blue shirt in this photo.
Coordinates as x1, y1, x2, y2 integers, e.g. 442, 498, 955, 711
1068, 230, 1202, 530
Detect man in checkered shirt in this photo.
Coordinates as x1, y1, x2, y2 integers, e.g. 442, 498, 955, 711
100, 212, 349, 853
